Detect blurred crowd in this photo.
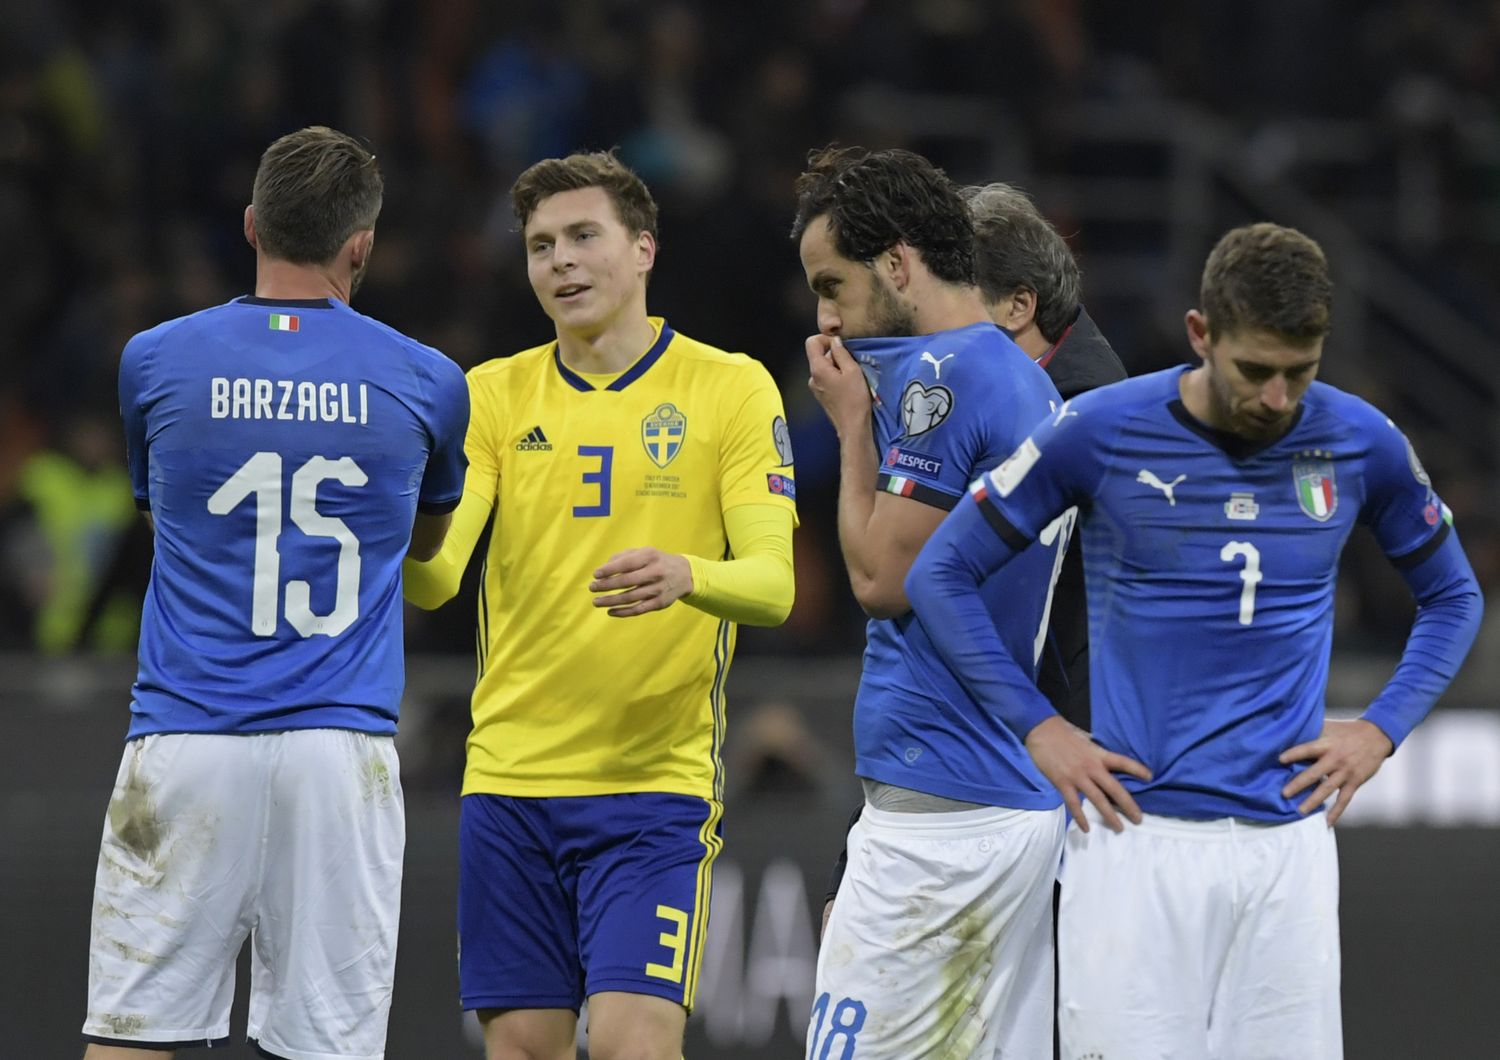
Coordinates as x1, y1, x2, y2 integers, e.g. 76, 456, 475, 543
2, 0, 1497, 660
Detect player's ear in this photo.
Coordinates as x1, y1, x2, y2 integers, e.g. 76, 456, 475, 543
350, 229, 375, 271
635, 229, 657, 275
244, 205, 258, 250
1185, 309, 1211, 361
994, 287, 1036, 332
883, 243, 911, 291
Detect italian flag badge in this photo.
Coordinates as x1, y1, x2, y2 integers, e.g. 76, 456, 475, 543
1293, 459, 1337, 521
268, 313, 300, 332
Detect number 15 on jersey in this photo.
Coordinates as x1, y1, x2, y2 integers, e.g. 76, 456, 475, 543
208, 451, 367, 638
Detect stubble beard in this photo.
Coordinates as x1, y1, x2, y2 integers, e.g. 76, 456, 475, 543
865, 276, 919, 338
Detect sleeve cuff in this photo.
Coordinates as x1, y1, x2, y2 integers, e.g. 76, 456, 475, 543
876, 472, 959, 510
683, 553, 708, 601
1016, 697, 1059, 741
1357, 707, 1409, 751
417, 495, 462, 516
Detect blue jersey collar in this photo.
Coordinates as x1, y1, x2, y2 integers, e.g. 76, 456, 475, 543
553, 323, 675, 393
1168, 399, 1306, 461
237, 295, 337, 309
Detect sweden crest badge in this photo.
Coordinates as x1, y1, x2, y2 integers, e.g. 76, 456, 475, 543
642, 403, 687, 468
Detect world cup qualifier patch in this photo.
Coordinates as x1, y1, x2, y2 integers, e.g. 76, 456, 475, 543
766, 473, 796, 500
900, 380, 953, 436
772, 415, 794, 466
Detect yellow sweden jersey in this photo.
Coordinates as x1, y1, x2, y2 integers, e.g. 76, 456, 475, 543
462, 319, 796, 800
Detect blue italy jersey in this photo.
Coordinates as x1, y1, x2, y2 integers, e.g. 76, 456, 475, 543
975, 367, 1456, 820
120, 295, 469, 738
845, 323, 1065, 808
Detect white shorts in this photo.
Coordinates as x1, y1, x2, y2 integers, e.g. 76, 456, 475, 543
1058, 809, 1341, 1060
83, 729, 405, 1060
808, 802, 1066, 1059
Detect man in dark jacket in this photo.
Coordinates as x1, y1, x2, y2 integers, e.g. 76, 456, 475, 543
964, 182, 1127, 726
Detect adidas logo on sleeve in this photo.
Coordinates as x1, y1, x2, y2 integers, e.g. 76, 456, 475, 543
515, 426, 553, 452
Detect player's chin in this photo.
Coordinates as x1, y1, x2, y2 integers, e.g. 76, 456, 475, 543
549, 298, 602, 328
1238, 414, 1286, 439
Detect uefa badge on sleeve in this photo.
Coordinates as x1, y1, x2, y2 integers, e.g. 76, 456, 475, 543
1293, 459, 1337, 521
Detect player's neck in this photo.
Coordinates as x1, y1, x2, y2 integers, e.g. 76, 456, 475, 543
913, 283, 991, 334
555, 312, 658, 375
255, 258, 350, 305
1179, 366, 1247, 436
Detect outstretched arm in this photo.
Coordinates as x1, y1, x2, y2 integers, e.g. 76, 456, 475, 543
403, 489, 493, 609
407, 511, 453, 562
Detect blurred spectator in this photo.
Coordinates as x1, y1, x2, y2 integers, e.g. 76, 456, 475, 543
11, 412, 137, 651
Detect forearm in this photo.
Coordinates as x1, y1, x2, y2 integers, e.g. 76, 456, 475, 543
682, 505, 795, 626
402, 489, 491, 610
905, 498, 1057, 739
834, 410, 912, 617
1361, 531, 1484, 747
832, 412, 885, 598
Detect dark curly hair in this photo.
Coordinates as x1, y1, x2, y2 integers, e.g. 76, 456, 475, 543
1200, 223, 1332, 343
791, 145, 976, 286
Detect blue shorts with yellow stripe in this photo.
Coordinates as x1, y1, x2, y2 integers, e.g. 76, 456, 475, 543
458, 792, 722, 1013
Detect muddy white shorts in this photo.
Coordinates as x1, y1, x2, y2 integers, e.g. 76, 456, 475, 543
807, 802, 1066, 1059
82, 729, 405, 1060
1058, 808, 1341, 1060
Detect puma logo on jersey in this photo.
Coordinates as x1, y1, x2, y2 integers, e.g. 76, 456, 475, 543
920, 351, 955, 379
1137, 469, 1186, 506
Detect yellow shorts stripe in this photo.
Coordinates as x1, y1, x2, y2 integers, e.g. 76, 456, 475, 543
708, 617, 730, 801
683, 795, 724, 1010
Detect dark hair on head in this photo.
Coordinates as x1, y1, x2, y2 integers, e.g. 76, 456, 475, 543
252, 126, 382, 265
511, 149, 659, 244
791, 144, 976, 287
1200, 223, 1332, 343
963, 182, 1081, 343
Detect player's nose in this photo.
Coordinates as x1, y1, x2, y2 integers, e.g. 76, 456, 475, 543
817, 301, 841, 337
1261, 375, 1290, 412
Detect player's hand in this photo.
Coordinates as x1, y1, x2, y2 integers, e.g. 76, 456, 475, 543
805, 334, 872, 436
1024, 715, 1152, 833
1279, 718, 1394, 826
589, 547, 694, 617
